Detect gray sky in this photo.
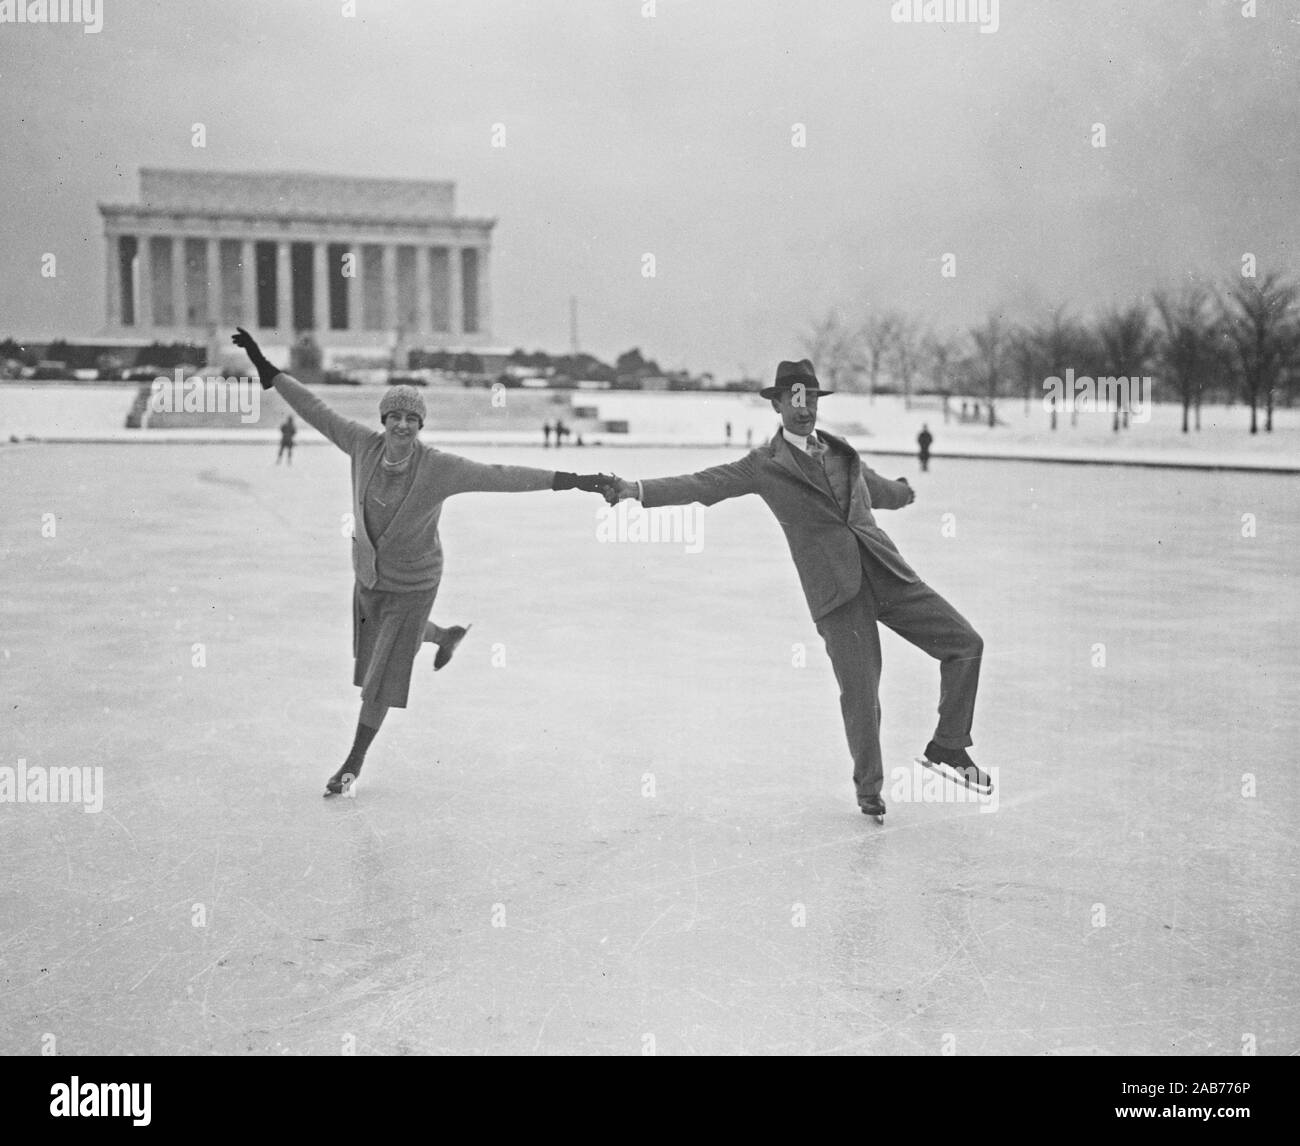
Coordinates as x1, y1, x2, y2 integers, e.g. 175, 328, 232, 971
1, 0, 1297, 378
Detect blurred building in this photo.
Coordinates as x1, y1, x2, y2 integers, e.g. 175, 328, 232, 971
99, 169, 497, 364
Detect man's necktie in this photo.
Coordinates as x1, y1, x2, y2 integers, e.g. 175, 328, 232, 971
805, 433, 826, 462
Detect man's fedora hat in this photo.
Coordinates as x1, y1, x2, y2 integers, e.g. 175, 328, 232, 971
760, 358, 834, 399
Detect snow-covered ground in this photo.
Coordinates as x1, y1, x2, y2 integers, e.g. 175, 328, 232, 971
1, 443, 1295, 1054
3, 384, 1298, 471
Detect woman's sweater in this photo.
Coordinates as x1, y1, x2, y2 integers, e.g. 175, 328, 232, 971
272, 372, 557, 593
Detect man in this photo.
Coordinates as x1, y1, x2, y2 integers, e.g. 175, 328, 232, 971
917, 423, 933, 472
233, 329, 614, 797
605, 359, 988, 820
276, 414, 296, 464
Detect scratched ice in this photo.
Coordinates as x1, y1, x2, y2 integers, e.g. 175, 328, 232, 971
1, 444, 1295, 1054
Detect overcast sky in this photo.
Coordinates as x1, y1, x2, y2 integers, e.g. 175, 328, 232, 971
1, 0, 1297, 378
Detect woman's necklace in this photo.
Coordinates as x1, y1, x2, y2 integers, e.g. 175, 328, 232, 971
374, 449, 414, 506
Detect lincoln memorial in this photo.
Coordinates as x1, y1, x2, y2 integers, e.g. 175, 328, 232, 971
99, 169, 495, 358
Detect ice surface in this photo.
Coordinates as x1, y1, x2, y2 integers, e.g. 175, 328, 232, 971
0, 443, 1295, 1054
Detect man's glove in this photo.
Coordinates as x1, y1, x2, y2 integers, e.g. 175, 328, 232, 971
552, 472, 617, 494
231, 327, 282, 390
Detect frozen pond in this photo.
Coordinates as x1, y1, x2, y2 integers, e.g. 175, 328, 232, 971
1, 443, 1295, 1054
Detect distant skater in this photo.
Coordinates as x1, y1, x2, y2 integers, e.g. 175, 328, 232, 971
917, 424, 933, 472
725, 421, 733, 445
277, 415, 296, 464
543, 421, 552, 448
233, 329, 615, 797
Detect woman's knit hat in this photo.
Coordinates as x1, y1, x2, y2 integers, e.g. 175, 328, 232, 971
379, 385, 427, 426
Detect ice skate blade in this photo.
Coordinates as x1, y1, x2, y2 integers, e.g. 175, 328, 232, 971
323, 772, 359, 798
915, 756, 993, 795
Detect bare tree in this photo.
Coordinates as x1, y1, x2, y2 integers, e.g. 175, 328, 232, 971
1220, 272, 1299, 434
1037, 307, 1093, 430
921, 330, 960, 421
1006, 321, 1050, 418
858, 312, 898, 404
1095, 302, 1157, 431
885, 314, 924, 410
968, 315, 1006, 428
1152, 286, 1221, 434
799, 309, 864, 393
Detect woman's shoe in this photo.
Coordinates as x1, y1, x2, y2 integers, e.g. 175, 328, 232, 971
323, 762, 361, 797
433, 624, 472, 671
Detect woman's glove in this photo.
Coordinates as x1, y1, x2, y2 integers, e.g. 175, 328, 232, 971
552, 472, 618, 494
231, 327, 282, 390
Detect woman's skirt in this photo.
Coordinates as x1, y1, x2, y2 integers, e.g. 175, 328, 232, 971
352, 583, 438, 708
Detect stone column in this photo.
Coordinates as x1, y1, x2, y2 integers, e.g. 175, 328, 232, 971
241, 240, 258, 328
448, 243, 463, 340
381, 243, 398, 338
169, 235, 185, 332
415, 245, 432, 337
476, 244, 491, 341
206, 238, 222, 330
345, 244, 359, 332
105, 234, 120, 328
312, 242, 329, 333
276, 241, 293, 334
137, 233, 153, 330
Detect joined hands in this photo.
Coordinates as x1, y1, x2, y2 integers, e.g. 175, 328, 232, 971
552, 473, 637, 504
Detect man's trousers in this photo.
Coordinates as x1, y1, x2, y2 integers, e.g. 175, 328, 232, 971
814, 555, 983, 802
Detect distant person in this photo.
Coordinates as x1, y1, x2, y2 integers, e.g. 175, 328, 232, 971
746, 427, 754, 447
575, 433, 585, 447
960, 400, 969, 420
543, 421, 552, 448
917, 424, 933, 472
555, 418, 568, 447
277, 415, 297, 465
725, 421, 733, 445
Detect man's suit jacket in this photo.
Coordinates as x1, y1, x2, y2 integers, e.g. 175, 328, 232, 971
641, 429, 919, 621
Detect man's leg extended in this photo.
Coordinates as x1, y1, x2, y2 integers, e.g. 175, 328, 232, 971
815, 588, 885, 802
872, 573, 982, 750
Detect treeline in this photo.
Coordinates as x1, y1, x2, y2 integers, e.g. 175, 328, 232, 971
497, 346, 714, 388
803, 272, 1299, 434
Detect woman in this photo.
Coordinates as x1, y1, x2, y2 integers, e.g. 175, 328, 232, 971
233, 329, 613, 796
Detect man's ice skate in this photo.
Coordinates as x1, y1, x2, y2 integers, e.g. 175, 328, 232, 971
323, 763, 361, 798
433, 624, 471, 671
917, 742, 992, 795
859, 794, 886, 824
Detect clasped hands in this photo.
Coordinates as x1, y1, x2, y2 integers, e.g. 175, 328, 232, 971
553, 473, 638, 504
